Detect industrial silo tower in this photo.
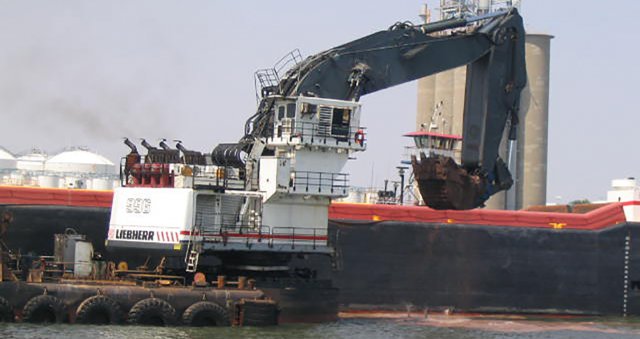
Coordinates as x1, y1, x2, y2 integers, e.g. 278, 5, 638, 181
416, 0, 552, 210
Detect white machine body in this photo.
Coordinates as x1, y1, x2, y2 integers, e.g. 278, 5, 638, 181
107, 96, 365, 257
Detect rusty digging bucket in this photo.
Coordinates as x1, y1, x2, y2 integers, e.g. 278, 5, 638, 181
411, 153, 487, 210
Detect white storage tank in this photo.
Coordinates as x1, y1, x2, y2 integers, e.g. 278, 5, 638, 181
45, 149, 115, 175
0, 147, 17, 170
91, 178, 114, 191
37, 175, 61, 188
9, 172, 24, 186
16, 150, 47, 171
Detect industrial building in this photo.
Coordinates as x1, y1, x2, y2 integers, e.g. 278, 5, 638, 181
0, 147, 118, 190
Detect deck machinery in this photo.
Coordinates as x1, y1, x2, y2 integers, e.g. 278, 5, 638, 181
107, 96, 365, 274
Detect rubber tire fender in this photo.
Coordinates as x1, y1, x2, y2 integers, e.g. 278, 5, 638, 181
127, 298, 177, 326
0, 296, 13, 322
22, 295, 67, 323
75, 295, 124, 325
181, 301, 230, 327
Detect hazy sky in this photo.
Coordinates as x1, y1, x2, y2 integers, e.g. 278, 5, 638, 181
0, 1, 638, 203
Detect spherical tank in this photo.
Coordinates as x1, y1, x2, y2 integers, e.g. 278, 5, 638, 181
45, 149, 115, 175
16, 150, 47, 171
516, 34, 553, 210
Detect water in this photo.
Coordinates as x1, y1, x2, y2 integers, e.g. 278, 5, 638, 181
2, 315, 640, 339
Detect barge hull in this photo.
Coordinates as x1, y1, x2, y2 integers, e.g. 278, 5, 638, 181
3, 186, 640, 316
326, 219, 636, 315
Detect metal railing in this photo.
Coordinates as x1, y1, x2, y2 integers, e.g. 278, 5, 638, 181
402, 146, 461, 162
270, 120, 367, 147
254, 49, 303, 99
270, 226, 327, 250
200, 225, 328, 250
119, 158, 244, 190
195, 212, 261, 234
291, 171, 348, 195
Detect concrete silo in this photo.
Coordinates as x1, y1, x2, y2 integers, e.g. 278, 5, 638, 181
417, 67, 466, 136
515, 33, 553, 209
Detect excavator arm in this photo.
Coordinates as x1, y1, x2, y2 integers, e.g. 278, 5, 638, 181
245, 9, 526, 210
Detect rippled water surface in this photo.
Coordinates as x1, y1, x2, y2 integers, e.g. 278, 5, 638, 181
2, 315, 640, 339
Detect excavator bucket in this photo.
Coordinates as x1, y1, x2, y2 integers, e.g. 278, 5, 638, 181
411, 153, 487, 210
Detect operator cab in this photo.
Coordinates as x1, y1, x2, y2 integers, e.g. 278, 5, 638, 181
266, 96, 366, 151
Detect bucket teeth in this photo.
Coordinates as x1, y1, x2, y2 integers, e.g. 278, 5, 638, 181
411, 153, 487, 210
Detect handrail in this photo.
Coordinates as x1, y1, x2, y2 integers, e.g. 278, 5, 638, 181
195, 225, 328, 249
291, 171, 349, 194
268, 120, 367, 147
119, 158, 244, 190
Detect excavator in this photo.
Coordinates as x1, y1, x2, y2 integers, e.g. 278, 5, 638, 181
109, 8, 527, 276
0, 9, 530, 326
233, 8, 527, 210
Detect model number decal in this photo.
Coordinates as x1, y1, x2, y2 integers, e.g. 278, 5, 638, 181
126, 198, 151, 214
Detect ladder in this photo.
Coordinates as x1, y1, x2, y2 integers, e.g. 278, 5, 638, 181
184, 223, 202, 273
185, 247, 200, 273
